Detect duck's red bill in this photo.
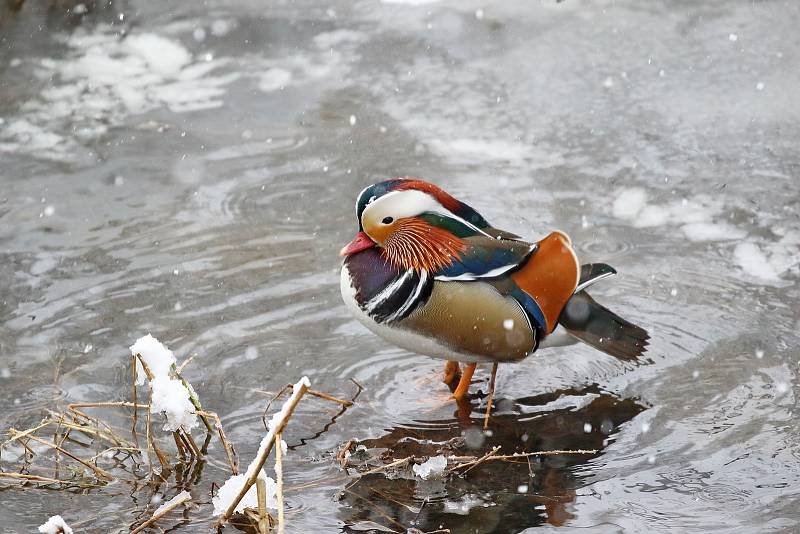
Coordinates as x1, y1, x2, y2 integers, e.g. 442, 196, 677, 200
340, 231, 375, 256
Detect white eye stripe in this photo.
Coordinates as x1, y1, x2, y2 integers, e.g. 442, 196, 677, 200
361, 189, 492, 238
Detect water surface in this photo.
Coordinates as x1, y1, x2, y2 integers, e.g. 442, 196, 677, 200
1, 0, 799, 532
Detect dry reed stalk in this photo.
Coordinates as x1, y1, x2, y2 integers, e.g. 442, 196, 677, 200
216, 380, 310, 527
483, 363, 498, 430
454, 446, 500, 475
173, 432, 188, 459
0, 472, 65, 485
68, 402, 149, 410
42, 415, 127, 449
256, 477, 270, 534
132, 354, 139, 446
68, 407, 125, 446
130, 490, 192, 534
11, 431, 114, 481
1, 420, 50, 448
275, 432, 285, 534
352, 456, 413, 479
180, 428, 202, 459
287, 384, 353, 407
448, 448, 598, 473
87, 447, 140, 462
196, 410, 237, 475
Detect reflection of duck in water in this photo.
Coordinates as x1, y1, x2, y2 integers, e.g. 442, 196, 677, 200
339, 386, 646, 533
340, 178, 649, 401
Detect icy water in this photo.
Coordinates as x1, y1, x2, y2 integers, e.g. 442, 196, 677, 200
1, 0, 799, 532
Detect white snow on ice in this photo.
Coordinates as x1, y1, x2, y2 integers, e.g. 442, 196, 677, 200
412, 455, 447, 479
611, 187, 800, 283
38, 515, 73, 534
0, 27, 239, 161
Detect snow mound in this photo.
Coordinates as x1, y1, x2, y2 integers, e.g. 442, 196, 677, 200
130, 334, 176, 385
38, 516, 73, 534
129, 334, 198, 431
212, 472, 277, 515
150, 376, 199, 431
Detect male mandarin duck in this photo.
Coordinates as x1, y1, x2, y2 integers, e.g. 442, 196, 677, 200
340, 178, 649, 401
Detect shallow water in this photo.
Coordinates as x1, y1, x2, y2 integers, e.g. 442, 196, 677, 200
1, 0, 799, 532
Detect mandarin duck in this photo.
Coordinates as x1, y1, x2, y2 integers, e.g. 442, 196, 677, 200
340, 178, 649, 401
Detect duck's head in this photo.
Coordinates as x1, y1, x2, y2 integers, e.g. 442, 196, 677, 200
340, 178, 490, 272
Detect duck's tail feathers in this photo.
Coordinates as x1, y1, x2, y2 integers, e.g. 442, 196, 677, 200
558, 291, 649, 361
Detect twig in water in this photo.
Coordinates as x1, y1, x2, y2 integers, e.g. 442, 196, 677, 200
256, 477, 270, 534
287, 384, 353, 407
132, 354, 139, 447
216, 379, 310, 527
448, 448, 598, 473
130, 490, 192, 534
9, 430, 114, 481
275, 432, 285, 534
196, 410, 237, 475
0, 472, 66, 485
453, 446, 501, 475
483, 363, 498, 430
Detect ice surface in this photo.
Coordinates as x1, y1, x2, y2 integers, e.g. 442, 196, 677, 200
681, 222, 747, 242
0, 28, 238, 161
259, 68, 292, 92
733, 242, 780, 281
412, 455, 447, 479
612, 188, 648, 220
381, 0, 440, 4
38, 516, 72, 534
122, 34, 192, 76
312, 29, 366, 49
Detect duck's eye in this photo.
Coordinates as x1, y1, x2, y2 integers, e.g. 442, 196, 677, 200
381, 216, 394, 225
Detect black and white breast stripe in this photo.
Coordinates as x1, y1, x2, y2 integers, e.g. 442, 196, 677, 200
362, 269, 432, 324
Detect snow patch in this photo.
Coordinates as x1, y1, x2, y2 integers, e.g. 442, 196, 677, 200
212, 473, 276, 515
681, 222, 747, 242
129, 334, 198, 431
0, 27, 238, 161
312, 29, 366, 49
258, 68, 292, 92
38, 516, 73, 534
734, 242, 781, 281
130, 334, 176, 385
150, 376, 199, 431
412, 455, 447, 479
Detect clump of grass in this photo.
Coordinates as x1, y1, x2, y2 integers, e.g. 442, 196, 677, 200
0, 336, 358, 533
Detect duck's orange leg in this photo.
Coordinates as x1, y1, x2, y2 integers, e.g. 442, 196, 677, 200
443, 360, 461, 388
451, 362, 477, 401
